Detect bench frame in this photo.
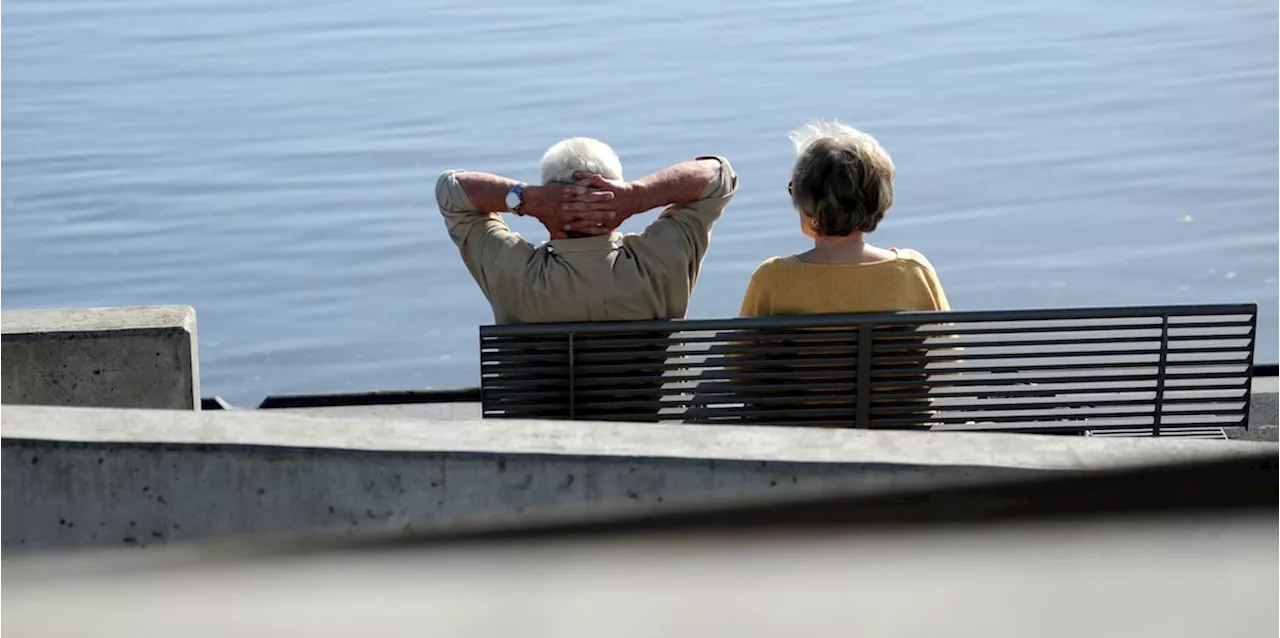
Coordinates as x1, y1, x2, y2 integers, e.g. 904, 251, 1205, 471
480, 303, 1257, 435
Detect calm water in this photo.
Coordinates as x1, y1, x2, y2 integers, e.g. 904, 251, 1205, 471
4, 0, 1277, 404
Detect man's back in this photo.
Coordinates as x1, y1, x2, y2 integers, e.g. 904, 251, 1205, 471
436, 156, 737, 324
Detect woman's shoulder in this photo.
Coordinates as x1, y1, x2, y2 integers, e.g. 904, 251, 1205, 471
892, 248, 941, 273
751, 255, 803, 276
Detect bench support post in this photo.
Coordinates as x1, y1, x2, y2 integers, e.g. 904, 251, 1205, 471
856, 326, 872, 428
1153, 315, 1169, 435
568, 332, 576, 420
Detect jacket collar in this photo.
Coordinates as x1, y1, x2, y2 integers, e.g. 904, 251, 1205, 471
547, 232, 622, 253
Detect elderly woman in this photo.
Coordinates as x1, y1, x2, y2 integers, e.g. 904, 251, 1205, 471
739, 121, 949, 317
727, 122, 948, 428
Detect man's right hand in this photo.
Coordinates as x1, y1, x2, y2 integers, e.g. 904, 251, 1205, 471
573, 172, 643, 219
522, 183, 618, 239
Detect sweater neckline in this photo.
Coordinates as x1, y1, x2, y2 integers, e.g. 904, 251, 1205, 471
790, 248, 902, 266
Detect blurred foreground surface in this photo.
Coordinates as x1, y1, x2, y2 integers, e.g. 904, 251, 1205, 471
6, 453, 1276, 638
5, 516, 1275, 638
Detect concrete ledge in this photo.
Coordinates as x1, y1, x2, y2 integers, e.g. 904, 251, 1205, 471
2, 306, 199, 410
3, 405, 1273, 552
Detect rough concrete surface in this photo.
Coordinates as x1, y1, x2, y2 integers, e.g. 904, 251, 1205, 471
3, 405, 1274, 552
2, 306, 199, 410
5, 405, 1273, 467
1246, 376, 1277, 430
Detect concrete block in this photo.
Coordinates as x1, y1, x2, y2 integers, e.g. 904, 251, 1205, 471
3, 405, 1272, 552
2, 306, 199, 410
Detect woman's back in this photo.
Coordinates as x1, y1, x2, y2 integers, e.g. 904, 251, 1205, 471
726, 121, 947, 426
739, 248, 949, 317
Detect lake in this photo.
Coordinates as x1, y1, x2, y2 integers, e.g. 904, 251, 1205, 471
3, 0, 1277, 405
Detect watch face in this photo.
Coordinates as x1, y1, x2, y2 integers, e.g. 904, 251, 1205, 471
506, 187, 521, 211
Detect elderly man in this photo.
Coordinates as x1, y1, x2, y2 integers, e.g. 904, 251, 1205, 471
435, 138, 737, 324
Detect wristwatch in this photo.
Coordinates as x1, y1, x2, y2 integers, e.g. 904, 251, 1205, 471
505, 183, 525, 214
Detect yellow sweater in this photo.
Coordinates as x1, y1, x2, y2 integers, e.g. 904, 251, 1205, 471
739, 248, 950, 317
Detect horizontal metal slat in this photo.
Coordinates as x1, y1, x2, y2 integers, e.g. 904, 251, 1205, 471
480, 359, 574, 369
869, 395, 1246, 416
486, 371, 691, 386
481, 385, 1247, 407
526, 358, 861, 375
479, 327, 1252, 358
872, 357, 1248, 374
483, 351, 670, 365
932, 420, 1148, 434
507, 398, 669, 411
1084, 427, 1230, 439
479, 303, 1255, 338
870, 334, 1135, 351
933, 414, 1246, 433
872, 407, 1247, 426
871, 352, 1157, 366
478, 316, 1249, 345
869, 335, 1251, 355
882, 319, 1252, 337
869, 383, 1248, 401
482, 330, 864, 351
549, 332, 864, 351
482, 365, 1251, 389
871, 343, 1253, 365
479, 364, 1250, 382
478, 411, 1247, 432
868, 368, 1248, 389
690, 413, 1244, 432
572, 345, 860, 363
686, 404, 860, 420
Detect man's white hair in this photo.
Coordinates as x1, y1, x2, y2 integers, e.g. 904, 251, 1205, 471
540, 137, 623, 185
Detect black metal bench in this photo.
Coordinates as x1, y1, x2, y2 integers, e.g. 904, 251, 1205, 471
479, 303, 1257, 436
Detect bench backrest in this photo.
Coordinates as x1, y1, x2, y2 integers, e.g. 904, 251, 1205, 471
479, 303, 1257, 434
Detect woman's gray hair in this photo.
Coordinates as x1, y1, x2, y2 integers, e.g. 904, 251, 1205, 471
540, 137, 623, 185
788, 121, 895, 236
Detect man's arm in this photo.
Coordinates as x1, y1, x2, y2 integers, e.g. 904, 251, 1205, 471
618, 158, 725, 219
577, 156, 736, 277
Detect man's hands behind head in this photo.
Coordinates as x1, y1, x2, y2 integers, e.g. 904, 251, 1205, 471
523, 171, 656, 240
523, 181, 622, 240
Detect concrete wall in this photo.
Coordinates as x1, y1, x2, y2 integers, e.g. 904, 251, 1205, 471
3, 405, 1272, 552
2, 306, 199, 410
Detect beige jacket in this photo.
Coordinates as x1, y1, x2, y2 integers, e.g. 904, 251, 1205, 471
435, 156, 737, 324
